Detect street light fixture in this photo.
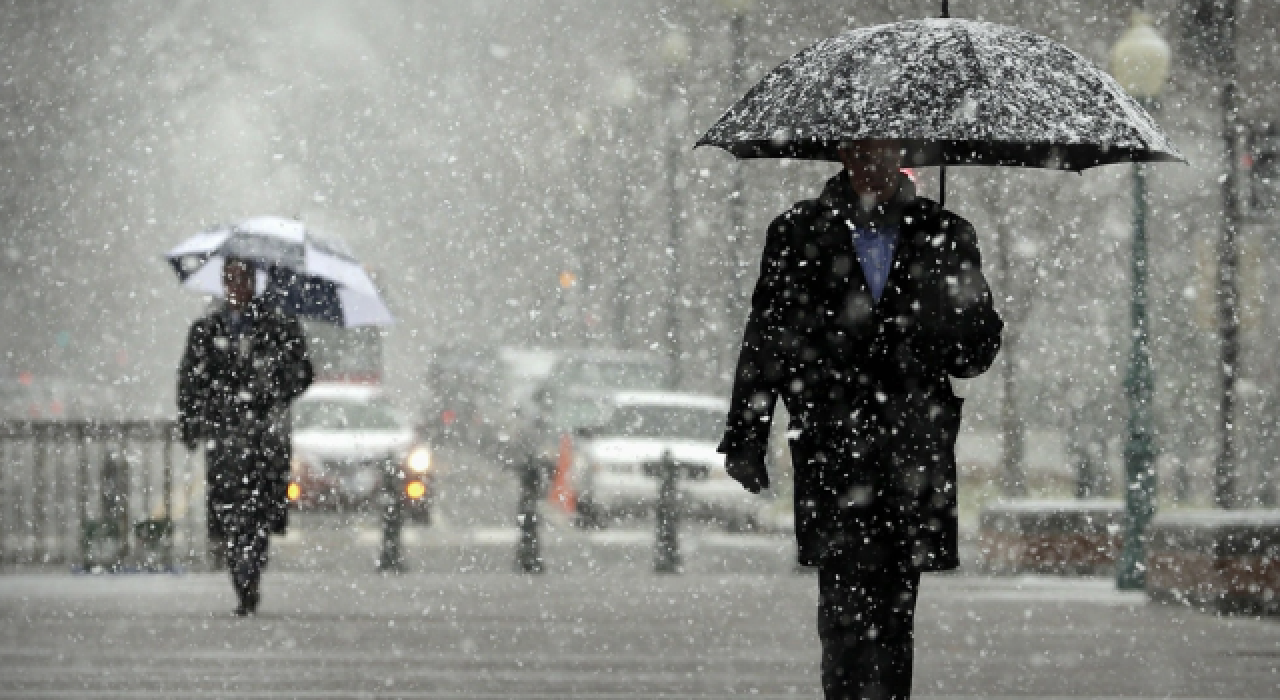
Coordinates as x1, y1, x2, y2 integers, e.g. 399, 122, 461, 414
1110, 9, 1171, 590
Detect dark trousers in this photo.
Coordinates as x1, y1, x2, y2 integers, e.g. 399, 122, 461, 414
207, 440, 272, 604
213, 493, 271, 601
817, 561, 921, 700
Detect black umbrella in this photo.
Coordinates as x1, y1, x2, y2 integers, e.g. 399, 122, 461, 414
696, 16, 1184, 203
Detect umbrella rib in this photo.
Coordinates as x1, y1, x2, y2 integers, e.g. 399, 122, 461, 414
953, 21, 993, 147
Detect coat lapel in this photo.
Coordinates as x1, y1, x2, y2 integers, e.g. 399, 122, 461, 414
818, 173, 925, 313
874, 226, 916, 311
816, 185, 871, 312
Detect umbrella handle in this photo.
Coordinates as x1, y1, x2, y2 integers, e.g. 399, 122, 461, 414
939, 164, 946, 210
941, 0, 949, 208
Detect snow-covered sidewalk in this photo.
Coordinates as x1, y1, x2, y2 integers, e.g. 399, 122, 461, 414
1, 572, 1275, 698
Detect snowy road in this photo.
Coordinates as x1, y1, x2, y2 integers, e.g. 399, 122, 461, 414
1, 572, 1277, 698
265, 443, 800, 575
2, 447, 1277, 698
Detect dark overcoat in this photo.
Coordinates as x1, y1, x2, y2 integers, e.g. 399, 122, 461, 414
178, 298, 313, 537
719, 172, 1003, 572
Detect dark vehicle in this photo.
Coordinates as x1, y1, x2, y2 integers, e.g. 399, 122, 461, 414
421, 346, 505, 446
421, 346, 558, 452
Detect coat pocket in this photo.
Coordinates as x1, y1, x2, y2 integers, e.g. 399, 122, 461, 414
804, 400, 886, 510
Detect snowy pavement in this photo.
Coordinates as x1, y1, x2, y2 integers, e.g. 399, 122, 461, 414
1, 571, 1277, 698
2, 447, 1276, 697
268, 512, 801, 575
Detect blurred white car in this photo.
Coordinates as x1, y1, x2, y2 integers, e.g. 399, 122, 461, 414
290, 383, 434, 521
568, 391, 764, 530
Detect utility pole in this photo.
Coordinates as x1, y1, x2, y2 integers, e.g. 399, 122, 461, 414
1216, 0, 1241, 509
609, 73, 636, 349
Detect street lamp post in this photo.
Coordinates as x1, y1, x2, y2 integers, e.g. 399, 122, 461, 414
609, 72, 637, 349
573, 110, 597, 344
662, 30, 691, 390
1110, 9, 1171, 590
1214, 0, 1241, 509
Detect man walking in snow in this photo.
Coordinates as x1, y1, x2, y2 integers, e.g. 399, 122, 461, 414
720, 140, 1003, 699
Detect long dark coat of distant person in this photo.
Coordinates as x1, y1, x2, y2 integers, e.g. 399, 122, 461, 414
178, 297, 313, 542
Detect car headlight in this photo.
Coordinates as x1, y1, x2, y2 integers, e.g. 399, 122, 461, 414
405, 479, 427, 500
406, 446, 432, 473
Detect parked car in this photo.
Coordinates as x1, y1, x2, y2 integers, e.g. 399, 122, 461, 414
290, 383, 434, 522
524, 348, 671, 464
527, 386, 615, 468
535, 349, 671, 401
567, 391, 764, 531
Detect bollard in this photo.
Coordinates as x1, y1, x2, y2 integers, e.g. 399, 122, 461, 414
515, 454, 544, 573
377, 464, 404, 573
81, 448, 131, 571
653, 449, 681, 574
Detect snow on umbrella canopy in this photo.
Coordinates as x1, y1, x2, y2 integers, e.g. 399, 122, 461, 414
165, 216, 393, 328
696, 18, 1184, 171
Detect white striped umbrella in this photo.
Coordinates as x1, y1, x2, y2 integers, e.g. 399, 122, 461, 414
166, 216, 393, 327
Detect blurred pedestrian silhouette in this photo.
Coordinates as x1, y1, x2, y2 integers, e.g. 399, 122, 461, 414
178, 257, 313, 615
720, 141, 1003, 699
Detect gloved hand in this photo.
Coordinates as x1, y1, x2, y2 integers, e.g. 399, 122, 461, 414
180, 421, 201, 452
725, 453, 770, 494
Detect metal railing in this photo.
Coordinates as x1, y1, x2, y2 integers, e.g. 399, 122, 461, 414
0, 420, 200, 572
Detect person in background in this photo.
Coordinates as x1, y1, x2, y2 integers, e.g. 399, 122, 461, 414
178, 256, 313, 616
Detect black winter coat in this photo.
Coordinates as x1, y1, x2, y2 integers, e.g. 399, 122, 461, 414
719, 172, 1003, 571
178, 299, 313, 535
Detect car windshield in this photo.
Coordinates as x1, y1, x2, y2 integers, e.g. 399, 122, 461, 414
559, 360, 667, 391
550, 396, 612, 432
598, 404, 725, 442
293, 399, 405, 432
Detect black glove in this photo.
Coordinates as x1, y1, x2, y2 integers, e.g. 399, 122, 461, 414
725, 453, 770, 494
180, 421, 201, 452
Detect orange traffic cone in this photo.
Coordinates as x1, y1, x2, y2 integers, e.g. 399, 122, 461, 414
548, 432, 577, 513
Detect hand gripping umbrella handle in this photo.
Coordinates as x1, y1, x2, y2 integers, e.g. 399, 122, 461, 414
939, 165, 946, 210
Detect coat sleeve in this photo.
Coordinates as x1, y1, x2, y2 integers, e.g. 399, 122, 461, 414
273, 315, 314, 405
718, 209, 798, 461
919, 215, 1004, 378
177, 320, 211, 448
